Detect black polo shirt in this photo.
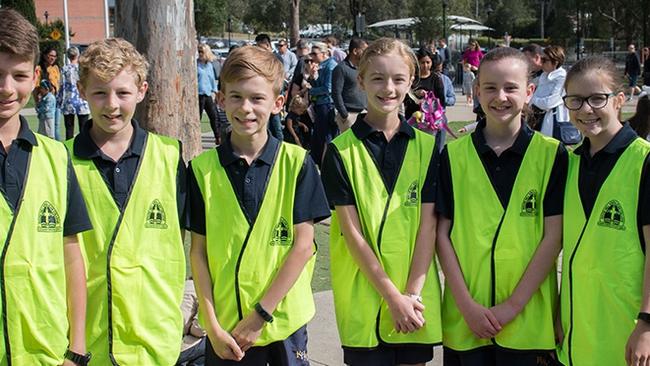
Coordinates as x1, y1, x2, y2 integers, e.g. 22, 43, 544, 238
0, 116, 91, 236
436, 119, 568, 219
321, 115, 438, 208
187, 134, 330, 235
574, 124, 650, 248
71, 119, 187, 226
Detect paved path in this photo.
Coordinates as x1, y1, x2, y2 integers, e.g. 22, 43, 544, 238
307, 290, 443, 366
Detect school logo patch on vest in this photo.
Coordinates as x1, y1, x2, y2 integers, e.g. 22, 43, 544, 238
145, 199, 168, 229
404, 181, 419, 207
37, 201, 62, 232
271, 217, 291, 246
520, 189, 539, 217
598, 200, 626, 230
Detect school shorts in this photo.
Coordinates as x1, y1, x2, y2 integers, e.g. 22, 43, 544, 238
343, 344, 434, 366
443, 346, 558, 366
205, 325, 308, 366
628, 74, 639, 87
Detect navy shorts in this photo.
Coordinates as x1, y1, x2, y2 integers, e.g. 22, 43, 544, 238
205, 325, 309, 366
343, 344, 434, 366
443, 346, 558, 366
629, 74, 639, 87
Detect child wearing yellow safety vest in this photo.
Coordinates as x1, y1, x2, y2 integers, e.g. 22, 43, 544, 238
66, 38, 187, 365
436, 47, 567, 366
321, 38, 442, 366
0, 8, 90, 366
188, 45, 330, 365
557, 56, 650, 366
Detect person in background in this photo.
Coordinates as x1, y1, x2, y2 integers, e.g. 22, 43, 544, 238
437, 38, 452, 76
530, 46, 570, 137
332, 36, 368, 133
462, 62, 475, 106
324, 35, 346, 63
642, 47, 650, 89
521, 43, 544, 85
275, 38, 297, 81
625, 44, 641, 101
197, 43, 222, 145
60, 46, 90, 139
629, 95, 650, 141
35, 46, 62, 140
308, 41, 338, 166
36, 79, 56, 138
461, 40, 483, 74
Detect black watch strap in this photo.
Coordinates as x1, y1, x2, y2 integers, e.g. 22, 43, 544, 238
64, 349, 92, 366
255, 302, 274, 323
638, 312, 650, 324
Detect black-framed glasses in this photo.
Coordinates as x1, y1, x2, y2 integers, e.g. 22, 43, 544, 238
563, 93, 617, 111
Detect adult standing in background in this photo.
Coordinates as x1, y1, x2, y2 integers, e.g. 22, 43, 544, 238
530, 46, 570, 138
288, 40, 311, 103
196, 44, 221, 145
34, 46, 62, 140
437, 38, 452, 76
324, 35, 346, 63
309, 41, 338, 166
642, 47, 650, 88
461, 40, 483, 73
625, 44, 641, 101
59, 46, 90, 139
522, 43, 544, 85
275, 38, 297, 81
332, 37, 368, 133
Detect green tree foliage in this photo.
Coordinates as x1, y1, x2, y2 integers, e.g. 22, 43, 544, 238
195, 0, 228, 37
2, 0, 37, 25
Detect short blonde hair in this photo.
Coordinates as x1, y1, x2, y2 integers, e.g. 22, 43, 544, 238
220, 45, 284, 96
79, 38, 149, 87
358, 38, 416, 79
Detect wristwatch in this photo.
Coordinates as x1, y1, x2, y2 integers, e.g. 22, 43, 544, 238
638, 312, 650, 325
255, 302, 274, 323
64, 349, 92, 366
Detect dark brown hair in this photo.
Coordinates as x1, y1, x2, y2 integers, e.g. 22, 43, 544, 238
0, 8, 40, 64
543, 45, 565, 68
629, 95, 650, 139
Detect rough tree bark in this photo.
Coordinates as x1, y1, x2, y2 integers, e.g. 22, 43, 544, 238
291, 0, 300, 46
115, 0, 201, 162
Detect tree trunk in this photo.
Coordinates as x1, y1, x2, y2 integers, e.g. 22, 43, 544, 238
291, 0, 300, 46
115, 0, 201, 162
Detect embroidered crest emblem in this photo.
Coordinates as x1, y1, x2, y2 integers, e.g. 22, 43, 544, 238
598, 200, 626, 230
271, 217, 291, 246
37, 201, 62, 232
145, 199, 168, 229
520, 189, 538, 217
404, 181, 419, 207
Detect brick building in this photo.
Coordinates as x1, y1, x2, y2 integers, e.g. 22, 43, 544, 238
34, 0, 115, 45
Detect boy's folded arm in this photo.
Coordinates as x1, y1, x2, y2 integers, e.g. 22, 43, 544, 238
63, 234, 87, 354
190, 232, 244, 360
494, 214, 562, 319
404, 203, 437, 296
190, 233, 224, 334
257, 221, 316, 313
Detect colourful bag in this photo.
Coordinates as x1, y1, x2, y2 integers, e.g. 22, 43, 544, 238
407, 90, 456, 138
